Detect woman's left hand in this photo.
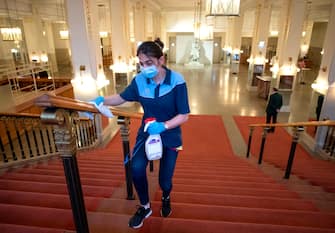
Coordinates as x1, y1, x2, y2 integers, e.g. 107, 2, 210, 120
147, 122, 167, 135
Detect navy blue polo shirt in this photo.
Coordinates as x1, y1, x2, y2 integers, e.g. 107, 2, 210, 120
120, 67, 190, 148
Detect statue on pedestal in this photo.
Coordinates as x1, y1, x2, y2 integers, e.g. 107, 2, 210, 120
190, 40, 200, 62
185, 39, 204, 67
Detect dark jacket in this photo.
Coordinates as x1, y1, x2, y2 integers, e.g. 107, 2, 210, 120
266, 92, 283, 114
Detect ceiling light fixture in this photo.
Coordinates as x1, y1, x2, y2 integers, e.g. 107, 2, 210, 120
205, 0, 240, 16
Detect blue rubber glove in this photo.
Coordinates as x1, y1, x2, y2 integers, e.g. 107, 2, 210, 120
146, 122, 166, 135
91, 96, 105, 106
89, 96, 114, 118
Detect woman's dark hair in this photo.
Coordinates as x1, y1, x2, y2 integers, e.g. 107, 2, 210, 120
137, 41, 163, 59
154, 37, 164, 50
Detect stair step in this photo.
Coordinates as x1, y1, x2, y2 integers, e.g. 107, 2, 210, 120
88, 211, 335, 233
141, 217, 335, 233
174, 170, 268, 177
146, 202, 335, 228
15, 168, 125, 180
171, 184, 300, 198
173, 173, 275, 183
172, 177, 276, 186
0, 180, 115, 197
97, 195, 317, 213
154, 192, 317, 210
1, 173, 123, 187
176, 162, 255, 168
0, 190, 102, 211
0, 223, 71, 233
87, 211, 132, 233
23, 166, 124, 174
0, 204, 74, 230
37, 162, 124, 170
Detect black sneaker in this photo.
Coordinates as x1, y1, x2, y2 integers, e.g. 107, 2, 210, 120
128, 206, 152, 229
160, 196, 172, 217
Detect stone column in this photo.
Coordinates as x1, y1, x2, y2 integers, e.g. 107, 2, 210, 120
230, 14, 244, 73
274, 0, 305, 111
110, 0, 131, 64
247, 0, 272, 90
65, 0, 106, 101
134, 1, 146, 42
314, 2, 335, 149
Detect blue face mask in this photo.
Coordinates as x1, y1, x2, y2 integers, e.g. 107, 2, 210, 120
141, 65, 158, 79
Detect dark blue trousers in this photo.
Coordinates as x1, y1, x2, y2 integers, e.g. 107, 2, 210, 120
131, 141, 178, 205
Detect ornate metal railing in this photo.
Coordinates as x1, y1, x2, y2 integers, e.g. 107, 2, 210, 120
0, 112, 99, 166
246, 120, 335, 179
34, 93, 142, 233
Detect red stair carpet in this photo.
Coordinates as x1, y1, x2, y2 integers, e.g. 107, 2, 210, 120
1, 115, 335, 233
0, 147, 127, 232
234, 116, 335, 193
88, 115, 335, 233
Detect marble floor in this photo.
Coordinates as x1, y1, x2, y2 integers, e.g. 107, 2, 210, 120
98, 62, 320, 156
0, 62, 320, 155
173, 63, 319, 122
101, 63, 319, 123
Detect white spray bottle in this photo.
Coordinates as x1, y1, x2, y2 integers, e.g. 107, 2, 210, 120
144, 118, 163, 160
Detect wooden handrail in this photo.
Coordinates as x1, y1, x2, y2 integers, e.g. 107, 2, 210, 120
0, 112, 41, 118
34, 93, 143, 119
249, 120, 335, 128
247, 119, 335, 179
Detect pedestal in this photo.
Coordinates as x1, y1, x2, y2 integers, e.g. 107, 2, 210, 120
184, 61, 204, 68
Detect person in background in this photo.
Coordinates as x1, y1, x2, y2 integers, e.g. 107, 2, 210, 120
92, 41, 190, 229
266, 87, 283, 133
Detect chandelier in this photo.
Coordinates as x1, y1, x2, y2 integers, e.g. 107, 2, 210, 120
1, 27, 22, 41
205, 0, 240, 16
193, 1, 215, 41
1, 0, 23, 41
57, 0, 69, 39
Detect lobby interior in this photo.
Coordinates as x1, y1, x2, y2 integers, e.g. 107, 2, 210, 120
0, 0, 334, 150
0, 1, 335, 233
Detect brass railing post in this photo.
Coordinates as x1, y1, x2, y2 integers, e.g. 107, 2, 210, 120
40, 108, 89, 233
246, 126, 255, 158
117, 116, 135, 200
284, 126, 304, 179
258, 127, 269, 164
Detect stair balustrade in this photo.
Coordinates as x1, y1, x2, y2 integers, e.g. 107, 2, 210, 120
0, 112, 56, 164
0, 111, 99, 167
3, 63, 55, 96
117, 116, 135, 200
247, 120, 335, 179
34, 93, 142, 233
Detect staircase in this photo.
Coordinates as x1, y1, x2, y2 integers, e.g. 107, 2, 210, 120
0, 149, 125, 233
1, 115, 335, 233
